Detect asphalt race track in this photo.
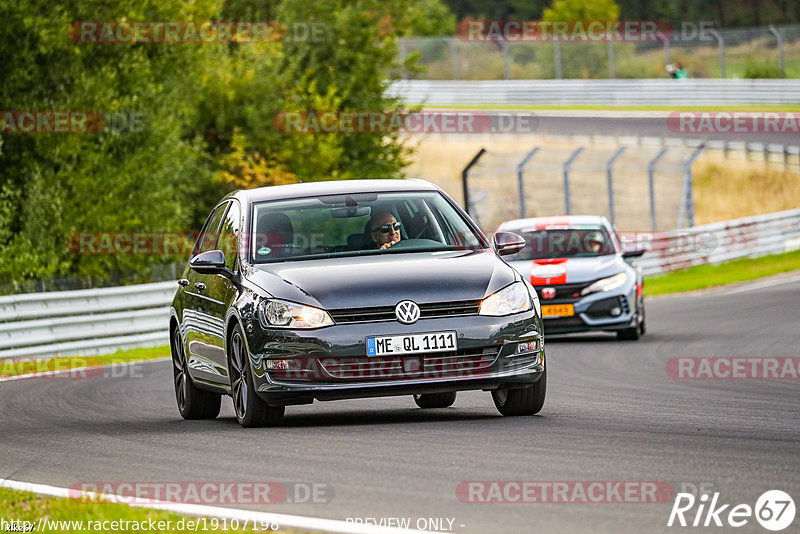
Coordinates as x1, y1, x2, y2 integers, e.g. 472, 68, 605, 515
496, 113, 800, 145
1, 277, 798, 534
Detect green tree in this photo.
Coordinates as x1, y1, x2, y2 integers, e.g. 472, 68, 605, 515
0, 0, 219, 282
543, 0, 620, 21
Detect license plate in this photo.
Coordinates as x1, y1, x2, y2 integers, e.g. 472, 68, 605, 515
541, 304, 575, 318
366, 331, 457, 356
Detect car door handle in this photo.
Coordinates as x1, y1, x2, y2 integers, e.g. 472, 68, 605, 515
177, 279, 189, 286
194, 282, 206, 291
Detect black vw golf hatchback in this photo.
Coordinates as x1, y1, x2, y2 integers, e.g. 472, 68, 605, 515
170, 179, 546, 426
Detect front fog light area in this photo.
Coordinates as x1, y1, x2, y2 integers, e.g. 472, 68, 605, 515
516, 340, 540, 353
264, 359, 301, 371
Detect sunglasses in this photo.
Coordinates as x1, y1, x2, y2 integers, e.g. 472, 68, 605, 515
373, 222, 401, 233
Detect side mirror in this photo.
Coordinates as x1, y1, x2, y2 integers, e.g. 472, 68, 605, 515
190, 250, 232, 277
622, 248, 646, 259
493, 231, 526, 256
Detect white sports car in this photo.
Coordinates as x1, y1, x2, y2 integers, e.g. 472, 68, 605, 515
497, 215, 645, 340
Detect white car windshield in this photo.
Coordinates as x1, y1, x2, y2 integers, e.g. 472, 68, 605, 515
506, 226, 616, 260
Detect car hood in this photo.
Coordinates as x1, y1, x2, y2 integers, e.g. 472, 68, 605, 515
508, 255, 626, 285
244, 249, 516, 309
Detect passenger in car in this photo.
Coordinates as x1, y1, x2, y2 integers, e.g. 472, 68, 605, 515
366, 211, 402, 250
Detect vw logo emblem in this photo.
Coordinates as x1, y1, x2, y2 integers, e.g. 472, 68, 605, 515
395, 300, 421, 324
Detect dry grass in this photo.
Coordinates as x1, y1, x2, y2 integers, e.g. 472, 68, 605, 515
693, 158, 800, 224
404, 134, 800, 229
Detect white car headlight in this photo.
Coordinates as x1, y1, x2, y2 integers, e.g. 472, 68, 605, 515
581, 272, 628, 296
479, 282, 532, 316
258, 299, 334, 329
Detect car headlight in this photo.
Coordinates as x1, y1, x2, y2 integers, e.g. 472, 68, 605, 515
479, 282, 532, 316
258, 299, 334, 329
581, 272, 628, 296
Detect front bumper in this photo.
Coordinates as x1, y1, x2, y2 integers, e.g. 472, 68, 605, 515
242, 310, 545, 406
539, 284, 639, 335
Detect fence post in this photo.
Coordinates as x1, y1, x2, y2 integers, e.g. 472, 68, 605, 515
656, 31, 671, 71
769, 26, 785, 78
678, 145, 705, 228
708, 29, 726, 78
461, 148, 486, 216
606, 147, 626, 225
517, 148, 540, 218
448, 38, 461, 80
607, 41, 616, 79
563, 147, 584, 215
553, 41, 562, 79
502, 41, 511, 80
647, 148, 668, 231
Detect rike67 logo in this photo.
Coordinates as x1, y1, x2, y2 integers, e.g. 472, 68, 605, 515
668, 490, 795, 531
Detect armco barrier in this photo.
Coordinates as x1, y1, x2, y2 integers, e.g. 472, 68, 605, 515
635, 208, 800, 276
0, 281, 174, 361
387, 79, 800, 106
1, 210, 799, 362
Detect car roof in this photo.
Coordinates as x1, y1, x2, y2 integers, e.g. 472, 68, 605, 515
223, 178, 441, 204
497, 215, 611, 231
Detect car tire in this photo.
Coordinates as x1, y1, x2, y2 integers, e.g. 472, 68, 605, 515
228, 324, 284, 428
492, 370, 546, 416
638, 299, 646, 335
617, 299, 645, 341
413, 392, 457, 409
171, 324, 221, 420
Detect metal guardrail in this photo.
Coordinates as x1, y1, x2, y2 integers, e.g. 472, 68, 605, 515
387, 79, 800, 105
1, 210, 798, 362
0, 281, 174, 360
633, 209, 800, 276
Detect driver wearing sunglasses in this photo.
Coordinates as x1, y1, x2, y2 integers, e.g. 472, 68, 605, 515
367, 211, 402, 250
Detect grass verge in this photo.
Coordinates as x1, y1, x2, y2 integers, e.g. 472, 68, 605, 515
644, 249, 800, 296
0, 345, 169, 378
0, 487, 285, 533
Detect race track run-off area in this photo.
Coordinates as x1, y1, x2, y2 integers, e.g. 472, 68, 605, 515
1, 278, 798, 534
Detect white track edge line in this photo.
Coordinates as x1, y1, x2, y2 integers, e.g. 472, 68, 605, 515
0, 479, 434, 534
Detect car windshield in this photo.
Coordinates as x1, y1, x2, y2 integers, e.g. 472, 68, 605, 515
506, 225, 616, 260
249, 191, 487, 263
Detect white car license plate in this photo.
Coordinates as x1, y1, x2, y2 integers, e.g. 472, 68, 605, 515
366, 331, 457, 357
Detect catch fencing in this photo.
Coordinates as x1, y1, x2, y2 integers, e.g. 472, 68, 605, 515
1, 210, 798, 362
397, 24, 800, 80
462, 142, 702, 233
461, 137, 800, 234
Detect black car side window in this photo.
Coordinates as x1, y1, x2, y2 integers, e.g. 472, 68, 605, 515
218, 201, 241, 270
193, 202, 229, 257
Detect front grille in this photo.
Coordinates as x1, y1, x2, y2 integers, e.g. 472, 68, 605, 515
329, 300, 481, 324
269, 345, 500, 382
321, 345, 498, 380
534, 282, 594, 302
